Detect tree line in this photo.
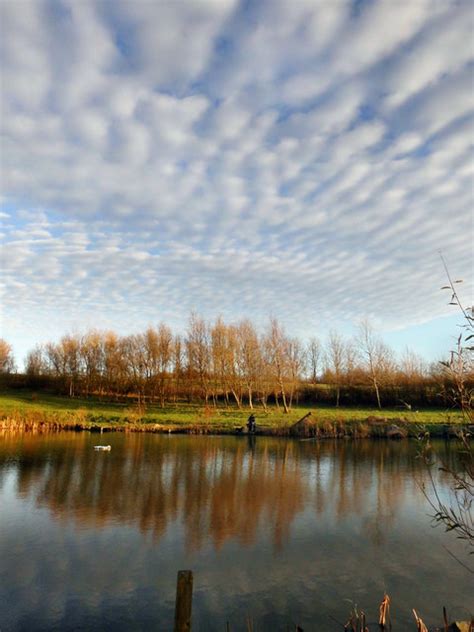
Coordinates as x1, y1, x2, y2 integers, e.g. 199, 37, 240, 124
1, 315, 471, 410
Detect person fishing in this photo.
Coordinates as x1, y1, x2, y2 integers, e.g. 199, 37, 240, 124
247, 413, 256, 434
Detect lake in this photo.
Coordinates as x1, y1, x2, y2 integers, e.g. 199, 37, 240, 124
0, 433, 472, 630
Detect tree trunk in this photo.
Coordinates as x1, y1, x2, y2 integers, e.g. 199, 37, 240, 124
280, 389, 289, 413
373, 378, 382, 409
231, 389, 241, 409
274, 391, 280, 410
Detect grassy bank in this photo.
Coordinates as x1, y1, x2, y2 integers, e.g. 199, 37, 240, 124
0, 389, 467, 437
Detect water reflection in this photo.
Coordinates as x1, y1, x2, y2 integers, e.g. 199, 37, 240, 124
0, 434, 455, 552
1, 434, 472, 631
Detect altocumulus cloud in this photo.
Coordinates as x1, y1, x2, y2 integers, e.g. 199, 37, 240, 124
0, 0, 472, 360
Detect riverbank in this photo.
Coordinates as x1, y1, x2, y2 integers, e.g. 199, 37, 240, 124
0, 389, 468, 438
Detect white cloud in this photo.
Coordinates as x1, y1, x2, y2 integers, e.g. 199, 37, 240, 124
384, 3, 474, 109
111, 0, 237, 88
409, 68, 474, 136
331, 0, 444, 74
0, 0, 472, 363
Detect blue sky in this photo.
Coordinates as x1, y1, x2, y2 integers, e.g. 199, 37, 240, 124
1, 0, 472, 366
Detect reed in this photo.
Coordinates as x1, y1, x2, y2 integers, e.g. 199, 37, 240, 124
212, 592, 473, 630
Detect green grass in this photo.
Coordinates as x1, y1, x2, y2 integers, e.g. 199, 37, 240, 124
0, 388, 464, 431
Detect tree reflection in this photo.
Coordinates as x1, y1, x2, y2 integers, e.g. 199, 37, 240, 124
0, 435, 455, 552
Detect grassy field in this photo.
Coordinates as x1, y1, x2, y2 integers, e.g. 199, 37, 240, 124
0, 388, 465, 434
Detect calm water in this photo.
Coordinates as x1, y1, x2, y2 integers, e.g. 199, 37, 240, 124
0, 433, 472, 631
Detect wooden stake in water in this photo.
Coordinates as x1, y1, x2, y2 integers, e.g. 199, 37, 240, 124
174, 570, 193, 632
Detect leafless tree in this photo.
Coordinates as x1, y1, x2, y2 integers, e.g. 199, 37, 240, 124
264, 318, 291, 413
236, 319, 261, 410
156, 323, 173, 407
211, 317, 238, 407
287, 337, 304, 409
25, 345, 47, 377
172, 334, 183, 404
0, 339, 15, 373
356, 319, 395, 409
46, 334, 82, 397
103, 331, 126, 399
80, 331, 104, 397
122, 334, 146, 406
307, 337, 322, 384
325, 331, 346, 407
344, 338, 360, 388
186, 313, 211, 404
18, 305, 471, 414
400, 347, 426, 380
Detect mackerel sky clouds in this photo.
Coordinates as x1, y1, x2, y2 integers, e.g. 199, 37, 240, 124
1, 0, 473, 363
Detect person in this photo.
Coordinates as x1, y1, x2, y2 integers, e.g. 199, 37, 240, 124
247, 413, 256, 434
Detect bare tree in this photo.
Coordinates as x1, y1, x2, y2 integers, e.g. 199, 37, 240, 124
325, 331, 346, 407
47, 334, 82, 397
398, 347, 427, 406
287, 337, 304, 409
236, 319, 261, 409
103, 331, 126, 399
263, 319, 291, 413
20, 311, 466, 414
156, 323, 173, 407
172, 334, 183, 403
0, 339, 15, 373
211, 317, 234, 407
356, 320, 395, 409
307, 337, 322, 384
142, 327, 160, 401
186, 313, 211, 404
25, 345, 47, 377
122, 334, 146, 406
226, 325, 244, 408
344, 338, 360, 388
80, 331, 104, 397
400, 347, 426, 380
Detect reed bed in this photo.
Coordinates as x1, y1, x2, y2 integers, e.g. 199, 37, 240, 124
222, 594, 473, 631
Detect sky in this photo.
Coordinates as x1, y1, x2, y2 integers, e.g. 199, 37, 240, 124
0, 0, 473, 366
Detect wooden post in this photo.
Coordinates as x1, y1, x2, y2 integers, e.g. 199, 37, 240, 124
174, 570, 193, 632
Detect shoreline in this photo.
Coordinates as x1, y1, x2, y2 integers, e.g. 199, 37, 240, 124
0, 413, 470, 439
0, 390, 469, 439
